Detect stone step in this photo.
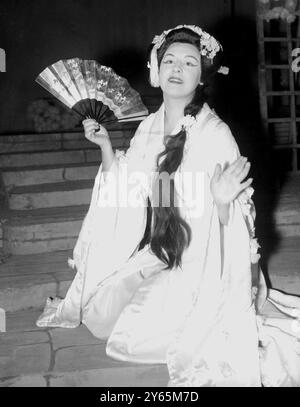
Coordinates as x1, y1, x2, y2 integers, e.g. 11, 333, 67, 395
2, 211, 299, 257
0, 133, 64, 154
2, 162, 100, 188
2, 206, 88, 255
0, 149, 101, 168
254, 174, 300, 238
0, 129, 133, 154
0, 309, 168, 387
2, 188, 300, 255
273, 206, 300, 225
7, 180, 94, 210
263, 198, 300, 237
1, 362, 169, 387
272, 223, 300, 238
0, 237, 299, 313
0, 249, 74, 311
262, 237, 300, 295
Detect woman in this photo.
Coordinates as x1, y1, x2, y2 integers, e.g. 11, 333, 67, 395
37, 25, 300, 386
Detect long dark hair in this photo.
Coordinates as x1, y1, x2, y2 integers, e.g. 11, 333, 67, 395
142, 27, 222, 270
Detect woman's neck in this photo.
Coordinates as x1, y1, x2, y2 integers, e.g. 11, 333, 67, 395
163, 95, 193, 134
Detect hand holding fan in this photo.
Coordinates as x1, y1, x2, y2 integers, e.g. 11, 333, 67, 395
35, 58, 149, 124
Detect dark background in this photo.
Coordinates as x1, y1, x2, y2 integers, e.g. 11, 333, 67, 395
0, 0, 258, 134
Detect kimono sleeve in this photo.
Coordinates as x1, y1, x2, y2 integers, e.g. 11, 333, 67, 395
71, 117, 153, 275
91, 117, 152, 209
213, 123, 261, 265
207, 121, 240, 177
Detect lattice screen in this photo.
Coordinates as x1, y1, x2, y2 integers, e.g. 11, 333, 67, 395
256, 0, 300, 172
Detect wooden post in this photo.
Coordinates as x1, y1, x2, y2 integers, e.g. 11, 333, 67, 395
287, 23, 298, 172
0, 49, 6, 72
0, 308, 6, 332
256, 0, 268, 138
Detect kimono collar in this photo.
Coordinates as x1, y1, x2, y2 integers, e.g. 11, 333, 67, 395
147, 102, 212, 167
151, 102, 211, 141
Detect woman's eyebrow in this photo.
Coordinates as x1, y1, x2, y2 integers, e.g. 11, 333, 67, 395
185, 55, 200, 62
163, 53, 199, 62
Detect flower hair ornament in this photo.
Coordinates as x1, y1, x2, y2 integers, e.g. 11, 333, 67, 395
147, 24, 229, 87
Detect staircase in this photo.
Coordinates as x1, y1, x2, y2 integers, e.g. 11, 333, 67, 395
0, 126, 138, 311
0, 126, 300, 387
0, 128, 134, 255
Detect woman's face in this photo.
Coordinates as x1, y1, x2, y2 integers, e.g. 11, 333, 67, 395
158, 42, 202, 99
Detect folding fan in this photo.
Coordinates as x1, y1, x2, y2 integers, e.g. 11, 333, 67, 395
35, 58, 149, 124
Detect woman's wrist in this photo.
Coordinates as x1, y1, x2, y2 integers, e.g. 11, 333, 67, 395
99, 136, 112, 150
216, 202, 230, 225
100, 137, 116, 173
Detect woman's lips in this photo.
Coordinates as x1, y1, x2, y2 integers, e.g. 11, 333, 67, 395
168, 77, 183, 84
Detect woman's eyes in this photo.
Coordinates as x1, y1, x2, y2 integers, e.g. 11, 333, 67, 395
163, 59, 197, 66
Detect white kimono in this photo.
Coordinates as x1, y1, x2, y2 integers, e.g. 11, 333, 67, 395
37, 103, 300, 387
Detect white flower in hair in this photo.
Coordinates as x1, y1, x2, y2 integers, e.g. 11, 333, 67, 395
250, 238, 261, 263
151, 24, 222, 61
180, 114, 197, 162
200, 35, 221, 59
218, 66, 229, 75
180, 114, 196, 131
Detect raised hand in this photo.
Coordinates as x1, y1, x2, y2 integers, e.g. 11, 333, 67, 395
82, 118, 110, 148
210, 156, 253, 206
